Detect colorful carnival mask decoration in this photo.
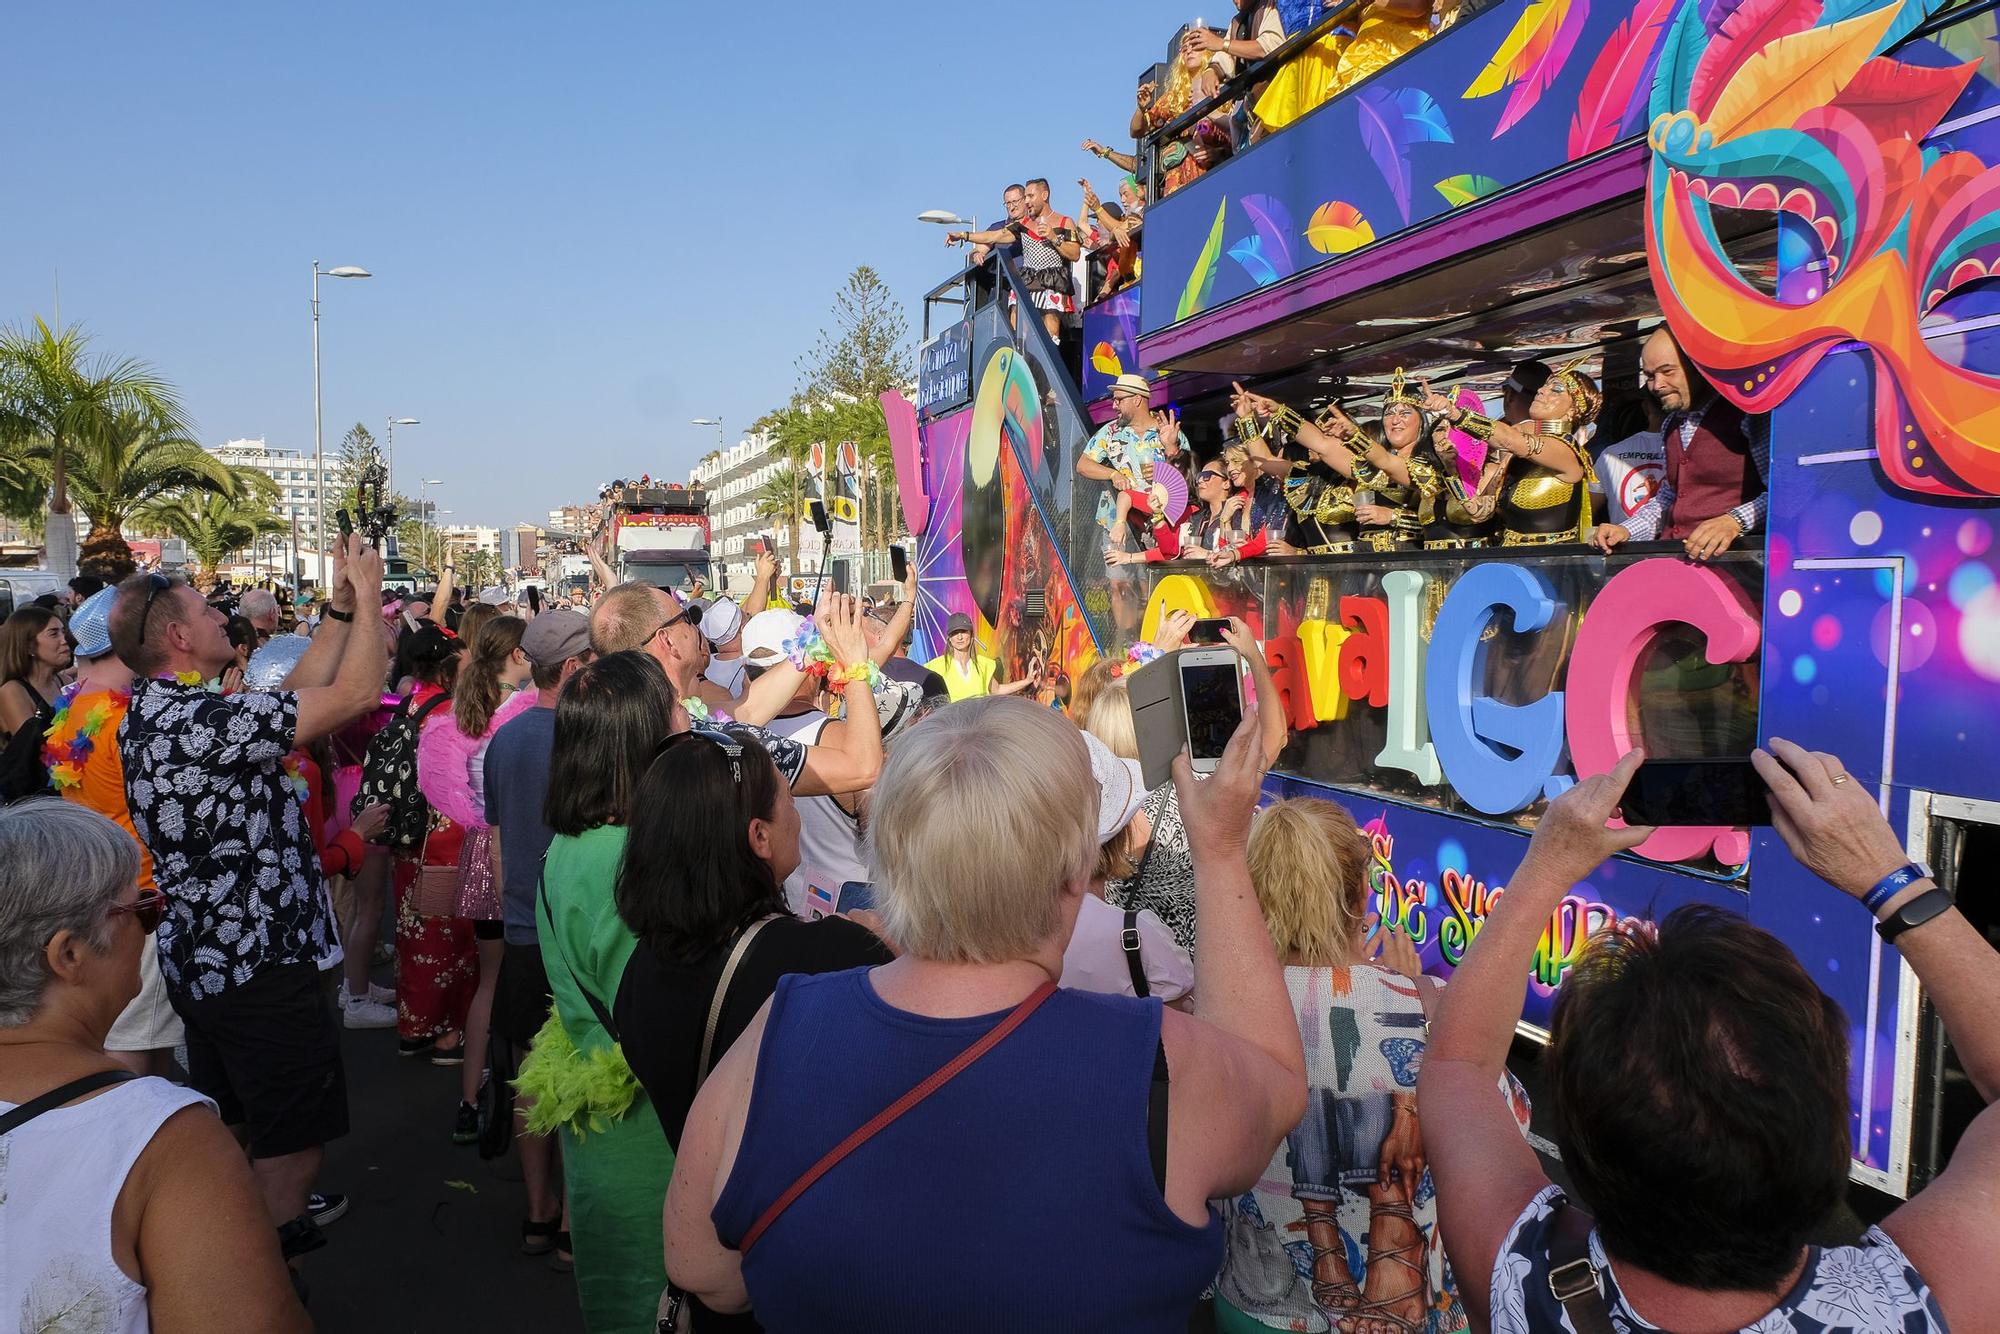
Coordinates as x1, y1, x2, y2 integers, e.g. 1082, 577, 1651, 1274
1644, 0, 2000, 497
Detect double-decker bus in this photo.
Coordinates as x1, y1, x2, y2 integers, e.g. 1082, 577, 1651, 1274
887, 0, 2000, 1200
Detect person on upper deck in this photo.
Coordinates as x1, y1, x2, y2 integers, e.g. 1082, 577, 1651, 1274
946, 179, 1081, 341
1425, 359, 1601, 547
1592, 325, 1769, 562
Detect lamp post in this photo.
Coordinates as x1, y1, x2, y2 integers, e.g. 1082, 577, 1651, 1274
386, 417, 419, 499
420, 479, 444, 573
311, 260, 371, 587
690, 417, 725, 453
917, 210, 976, 227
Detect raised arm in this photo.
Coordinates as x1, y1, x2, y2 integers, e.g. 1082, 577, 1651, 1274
1749, 739, 2000, 1328
790, 597, 883, 798
1160, 715, 1308, 1220
293, 544, 388, 746
742, 547, 779, 617
871, 573, 916, 668
1420, 751, 1650, 1326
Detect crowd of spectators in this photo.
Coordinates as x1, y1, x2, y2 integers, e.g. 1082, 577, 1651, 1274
0, 502, 1994, 1332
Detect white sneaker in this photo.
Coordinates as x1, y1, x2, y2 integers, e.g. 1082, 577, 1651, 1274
363, 982, 396, 1005
341, 995, 398, 1029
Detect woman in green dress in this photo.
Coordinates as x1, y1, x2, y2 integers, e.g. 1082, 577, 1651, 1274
518, 650, 682, 1333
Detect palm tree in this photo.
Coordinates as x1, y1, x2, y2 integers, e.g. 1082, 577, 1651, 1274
754, 466, 805, 570
0, 317, 191, 576
137, 480, 285, 587
11, 405, 240, 536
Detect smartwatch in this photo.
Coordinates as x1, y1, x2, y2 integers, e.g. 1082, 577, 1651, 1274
323, 607, 354, 623
1876, 887, 1953, 943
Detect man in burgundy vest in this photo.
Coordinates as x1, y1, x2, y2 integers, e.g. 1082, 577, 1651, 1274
1592, 326, 1769, 560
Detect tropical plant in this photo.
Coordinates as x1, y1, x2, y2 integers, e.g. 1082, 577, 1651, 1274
8, 405, 240, 536
0, 318, 192, 566
136, 476, 285, 585
754, 465, 805, 567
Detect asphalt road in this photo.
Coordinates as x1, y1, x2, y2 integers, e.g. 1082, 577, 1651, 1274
305, 1021, 585, 1333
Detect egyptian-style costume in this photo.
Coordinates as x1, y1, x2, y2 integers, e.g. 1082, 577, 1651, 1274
1282, 461, 1359, 554
1452, 358, 1602, 546
1351, 371, 1445, 554
1420, 435, 1499, 549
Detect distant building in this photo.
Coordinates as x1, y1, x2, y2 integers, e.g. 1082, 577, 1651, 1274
692, 430, 787, 595
437, 523, 501, 559
208, 438, 325, 549
501, 523, 546, 575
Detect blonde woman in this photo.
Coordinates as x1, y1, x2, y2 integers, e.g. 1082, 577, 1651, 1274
1218, 798, 1529, 1334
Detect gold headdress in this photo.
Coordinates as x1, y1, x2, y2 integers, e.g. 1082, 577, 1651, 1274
1547, 355, 1602, 429
1383, 367, 1422, 410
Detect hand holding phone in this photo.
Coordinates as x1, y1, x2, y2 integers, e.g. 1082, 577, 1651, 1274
1178, 646, 1244, 774
1619, 758, 1771, 827
890, 545, 909, 584
1188, 617, 1231, 645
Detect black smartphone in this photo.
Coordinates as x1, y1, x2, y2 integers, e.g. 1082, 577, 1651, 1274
890, 544, 909, 583
335, 508, 354, 537
1620, 759, 1772, 827
1188, 617, 1231, 645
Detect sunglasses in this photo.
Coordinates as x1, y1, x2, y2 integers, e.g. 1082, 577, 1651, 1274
1197, 470, 1226, 482
653, 725, 745, 785
107, 888, 168, 934
135, 573, 172, 646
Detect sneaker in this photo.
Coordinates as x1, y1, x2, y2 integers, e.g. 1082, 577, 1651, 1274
356, 982, 396, 1005
308, 1192, 349, 1228
429, 1033, 466, 1067
340, 995, 397, 1029
398, 1035, 437, 1058
451, 1101, 480, 1145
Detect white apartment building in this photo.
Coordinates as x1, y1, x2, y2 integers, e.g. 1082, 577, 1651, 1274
208, 438, 324, 547
693, 431, 792, 595
436, 523, 501, 557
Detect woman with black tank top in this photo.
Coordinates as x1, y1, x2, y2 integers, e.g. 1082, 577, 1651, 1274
0, 605, 70, 745
659, 696, 1308, 1332
614, 727, 892, 1333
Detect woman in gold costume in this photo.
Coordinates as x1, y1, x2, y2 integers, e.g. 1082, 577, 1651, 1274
1253, 0, 1451, 133
1423, 360, 1601, 546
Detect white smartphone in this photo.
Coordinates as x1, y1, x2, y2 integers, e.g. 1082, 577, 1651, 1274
1177, 645, 1243, 774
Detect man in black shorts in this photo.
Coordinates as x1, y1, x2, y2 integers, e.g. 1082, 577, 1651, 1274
112, 537, 389, 1269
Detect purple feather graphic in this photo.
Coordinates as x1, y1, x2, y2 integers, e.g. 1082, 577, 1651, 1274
1240, 194, 1297, 279
1358, 87, 1455, 223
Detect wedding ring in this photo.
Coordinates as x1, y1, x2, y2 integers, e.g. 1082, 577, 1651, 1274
1830, 774, 1850, 786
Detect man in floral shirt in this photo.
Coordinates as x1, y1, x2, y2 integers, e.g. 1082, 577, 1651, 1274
111, 536, 390, 1267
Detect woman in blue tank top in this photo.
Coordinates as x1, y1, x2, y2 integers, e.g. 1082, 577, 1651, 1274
661, 694, 1310, 1332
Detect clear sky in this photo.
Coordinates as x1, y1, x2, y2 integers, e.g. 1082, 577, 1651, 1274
2, 1, 1200, 532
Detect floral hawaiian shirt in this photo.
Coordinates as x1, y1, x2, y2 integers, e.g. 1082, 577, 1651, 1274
120, 678, 331, 998
1490, 1184, 1947, 1333
1082, 421, 1172, 534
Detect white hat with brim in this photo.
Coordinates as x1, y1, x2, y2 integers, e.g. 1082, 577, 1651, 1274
742, 609, 805, 664
1080, 729, 1147, 843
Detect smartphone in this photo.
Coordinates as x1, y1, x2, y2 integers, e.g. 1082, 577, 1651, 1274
890, 544, 909, 583
1620, 758, 1772, 827
335, 508, 354, 537
1188, 617, 1231, 645
1178, 646, 1243, 774
837, 880, 876, 914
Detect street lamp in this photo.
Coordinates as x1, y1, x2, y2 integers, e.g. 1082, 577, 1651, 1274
420, 479, 444, 572
385, 417, 419, 498
691, 417, 725, 453
917, 210, 975, 226
311, 260, 372, 588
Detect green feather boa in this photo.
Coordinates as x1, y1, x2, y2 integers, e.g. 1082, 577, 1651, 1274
514, 1012, 643, 1138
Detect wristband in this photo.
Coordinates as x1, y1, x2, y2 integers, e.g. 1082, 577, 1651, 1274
324, 607, 354, 623
1862, 861, 1932, 913
1876, 886, 1952, 943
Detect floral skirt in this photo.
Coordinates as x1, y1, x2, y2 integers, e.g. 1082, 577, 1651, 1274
394, 857, 477, 1041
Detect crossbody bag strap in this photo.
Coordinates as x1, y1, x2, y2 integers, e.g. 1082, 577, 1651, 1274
1122, 908, 1150, 999
697, 915, 781, 1085
538, 859, 620, 1043
0, 1070, 137, 1139
1547, 1200, 1617, 1334
738, 979, 1058, 1255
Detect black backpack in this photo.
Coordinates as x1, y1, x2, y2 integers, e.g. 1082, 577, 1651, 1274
0, 684, 56, 804
351, 691, 452, 849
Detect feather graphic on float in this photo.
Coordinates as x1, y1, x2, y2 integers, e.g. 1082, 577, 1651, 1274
1229, 195, 1297, 286
1704, 5, 1899, 142
1826, 56, 1979, 147
1091, 341, 1124, 376
1176, 198, 1229, 321
1464, 0, 1592, 137
1649, 0, 1713, 122
1434, 173, 1505, 207
1569, 0, 1680, 155
1305, 201, 1376, 253
1820, 0, 1941, 60
1687, 0, 1818, 116
1358, 87, 1454, 222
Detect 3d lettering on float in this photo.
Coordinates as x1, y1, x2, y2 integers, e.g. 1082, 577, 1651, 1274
1140, 556, 1763, 868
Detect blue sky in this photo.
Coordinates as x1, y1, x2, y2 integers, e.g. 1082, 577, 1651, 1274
2, 1, 1200, 531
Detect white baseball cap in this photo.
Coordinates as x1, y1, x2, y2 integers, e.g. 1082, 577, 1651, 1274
741, 609, 805, 665
700, 598, 744, 646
